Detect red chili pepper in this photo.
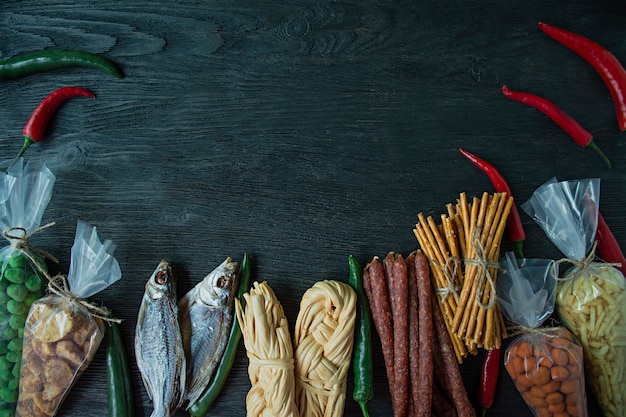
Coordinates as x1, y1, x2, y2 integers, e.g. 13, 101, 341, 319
596, 211, 626, 277
502, 85, 611, 167
478, 347, 501, 417
538, 21, 626, 132
9, 86, 95, 167
459, 148, 525, 258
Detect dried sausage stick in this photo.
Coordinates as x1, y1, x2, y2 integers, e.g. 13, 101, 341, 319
431, 379, 457, 417
362, 258, 396, 401
406, 253, 421, 417
389, 253, 409, 417
415, 250, 433, 417
431, 295, 476, 417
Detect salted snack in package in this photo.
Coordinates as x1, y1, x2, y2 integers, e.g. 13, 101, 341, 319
498, 252, 587, 417
522, 178, 626, 417
0, 158, 56, 417
16, 220, 122, 417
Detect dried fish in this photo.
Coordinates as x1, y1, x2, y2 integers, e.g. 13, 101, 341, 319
179, 257, 239, 406
135, 260, 186, 417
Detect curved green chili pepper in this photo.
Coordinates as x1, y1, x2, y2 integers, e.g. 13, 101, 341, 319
106, 321, 134, 417
0, 50, 123, 80
348, 254, 373, 417
188, 252, 251, 416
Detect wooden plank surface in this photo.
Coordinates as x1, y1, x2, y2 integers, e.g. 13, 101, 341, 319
1, 1, 625, 416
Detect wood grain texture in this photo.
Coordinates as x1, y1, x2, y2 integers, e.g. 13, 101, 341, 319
1, 1, 624, 416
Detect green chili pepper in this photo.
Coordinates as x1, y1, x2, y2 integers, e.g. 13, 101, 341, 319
189, 252, 251, 417
348, 255, 373, 417
0, 50, 123, 80
106, 321, 134, 417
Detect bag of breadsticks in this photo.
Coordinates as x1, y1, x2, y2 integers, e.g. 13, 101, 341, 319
16, 220, 122, 417
498, 252, 587, 417
522, 177, 626, 417
0, 158, 56, 415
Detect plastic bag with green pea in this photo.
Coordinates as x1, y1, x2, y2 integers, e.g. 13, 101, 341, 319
0, 158, 55, 417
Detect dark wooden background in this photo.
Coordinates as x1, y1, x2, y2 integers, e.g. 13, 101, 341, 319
1, 1, 624, 416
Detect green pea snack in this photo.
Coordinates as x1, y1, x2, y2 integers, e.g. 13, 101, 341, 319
0, 158, 55, 417
16, 220, 122, 417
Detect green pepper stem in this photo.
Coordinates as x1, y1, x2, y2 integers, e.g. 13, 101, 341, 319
6, 137, 35, 172
514, 240, 524, 259
586, 140, 611, 168
359, 401, 370, 417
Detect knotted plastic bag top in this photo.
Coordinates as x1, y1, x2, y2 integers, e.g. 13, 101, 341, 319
66, 220, 122, 299
521, 177, 599, 261
0, 158, 55, 240
496, 252, 556, 329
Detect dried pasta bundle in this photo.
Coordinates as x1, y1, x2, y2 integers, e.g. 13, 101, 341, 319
414, 192, 511, 361
236, 281, 298, 417
294, 280, 356, 417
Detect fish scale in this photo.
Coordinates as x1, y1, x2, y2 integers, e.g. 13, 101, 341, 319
135, 260, 186, 417
179, 257, 239, 406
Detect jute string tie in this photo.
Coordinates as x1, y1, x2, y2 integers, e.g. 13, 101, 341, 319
3, 223, 119, 324
464, 229, 499, 310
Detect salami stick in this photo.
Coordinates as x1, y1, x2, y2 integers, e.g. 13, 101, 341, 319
431, 295, 476, 417
406, 253, 421, 417
389, 253, 409, 417
414, 250, 433, 417
431, 379, 458, 417
362, 258, 396, 403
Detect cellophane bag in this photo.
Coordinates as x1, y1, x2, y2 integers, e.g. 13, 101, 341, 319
0, 159, 55, 417
498, 252, 587, 417
16, 220, 122, 417
522, 178, 626, 417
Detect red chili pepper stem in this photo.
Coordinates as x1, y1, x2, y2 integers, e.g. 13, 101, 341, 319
585, 141, 612, 168
7, 86, 95, 171
501, 85, 611, 168
538, 22, 626, 132
14, 137, 35, 160
458, 148, 526, 258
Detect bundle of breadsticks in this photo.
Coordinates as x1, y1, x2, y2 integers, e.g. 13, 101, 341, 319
414, 191, 511, 362
363, 251, 475, 417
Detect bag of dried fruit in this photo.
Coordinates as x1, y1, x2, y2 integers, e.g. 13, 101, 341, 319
15, 220, 122, 417
498, 252, 587, 417
0, 158, 56, 416
522, 177, 625, 417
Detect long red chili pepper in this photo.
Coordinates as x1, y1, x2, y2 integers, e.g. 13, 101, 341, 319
596, 211, 626, 277
9, 86, 95, 168
539, 21, 626, 132
502, 85, 611, 167
459, 148, 525, 258
478, 347, 501, 417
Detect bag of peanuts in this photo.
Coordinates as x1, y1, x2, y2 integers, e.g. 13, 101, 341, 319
15, 220, 122, 417
0, 158, 56, 417
498, 252, 587, 417
522, 177, 626, 417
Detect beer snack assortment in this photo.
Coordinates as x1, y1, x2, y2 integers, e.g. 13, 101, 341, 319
2, 17, 626, 417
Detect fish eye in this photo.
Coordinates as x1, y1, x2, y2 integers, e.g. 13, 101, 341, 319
155, 270, 169, 285
216, 276, 231, 289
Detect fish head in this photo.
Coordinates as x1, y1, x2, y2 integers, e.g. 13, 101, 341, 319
145, 259, 176, 300
197, 257, 239, 308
